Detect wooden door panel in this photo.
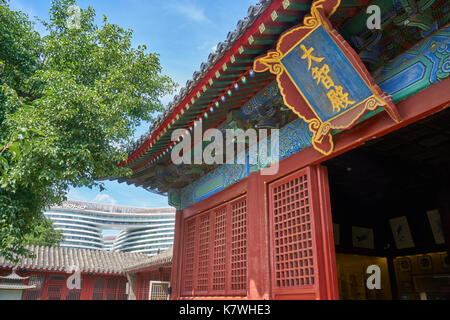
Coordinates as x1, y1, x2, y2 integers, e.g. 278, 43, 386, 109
268, 165, 338, 300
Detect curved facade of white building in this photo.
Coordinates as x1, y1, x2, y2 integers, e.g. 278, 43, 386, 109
45, 200, 176, 256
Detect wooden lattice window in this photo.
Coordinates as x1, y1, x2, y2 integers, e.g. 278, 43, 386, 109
92, 278, 105, 300
230, 199, 247, 293
66, 289, 81, 300
196, 214, 210, 293
117, 279, 128, 300
268, 166, 338, 300
46, 275, 66, 300
181, 219, 196, 295
105, 278, 118, 300
24, 274, 45, 300
47, 285, 64, 300
212, 206, 227, 293
180, 195, 248, 297
272, 172, 315, 288
136, 276, 150, 300
149, 281, 170, 300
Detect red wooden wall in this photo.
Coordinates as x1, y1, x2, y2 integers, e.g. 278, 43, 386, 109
179, 196, 248, 297
169, 78, 450, 300
135, 268, 171, 300
268, 166, 338, 299
171, 166, 339, 300
0, 269, 127, 300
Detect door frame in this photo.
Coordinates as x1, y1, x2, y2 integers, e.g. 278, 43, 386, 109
149, 281, 170, 300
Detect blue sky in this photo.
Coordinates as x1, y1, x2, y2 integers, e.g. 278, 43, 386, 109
12, 0, 257, 208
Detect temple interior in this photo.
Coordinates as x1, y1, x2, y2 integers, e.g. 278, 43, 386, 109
325, 107, 450, 300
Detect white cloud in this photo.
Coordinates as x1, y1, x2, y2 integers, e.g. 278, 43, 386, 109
94, 194, 117, 205
168, 2, 210, 23
195, 42, 218, 53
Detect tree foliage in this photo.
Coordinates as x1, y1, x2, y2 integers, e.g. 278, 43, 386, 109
23, 217, 64, 248
0, 0, 176, 261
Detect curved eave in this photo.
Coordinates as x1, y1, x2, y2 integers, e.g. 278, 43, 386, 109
119, 0, 375, 178
121, 0, 311, 169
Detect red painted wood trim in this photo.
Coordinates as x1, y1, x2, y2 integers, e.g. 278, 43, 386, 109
315, 165, 339, 300
207, 206, 215, 294
40, 273, 49, 300
246, 172, 271, 299
170, 210, 184, 300
129, 80, 275, 171
258, 76, 450, 186
60, 274, 68, 300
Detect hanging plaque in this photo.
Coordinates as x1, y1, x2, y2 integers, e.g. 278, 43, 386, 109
254, 0, 401, 155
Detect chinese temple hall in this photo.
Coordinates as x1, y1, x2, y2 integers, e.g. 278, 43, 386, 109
0, 246, 151, 300
0, 246, 174, 300
118, 0, 450, 300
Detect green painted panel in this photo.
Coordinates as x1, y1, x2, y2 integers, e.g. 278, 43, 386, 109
194, 175, 224, 199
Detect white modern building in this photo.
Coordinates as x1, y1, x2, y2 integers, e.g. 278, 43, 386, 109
45, 200, 176, 256
102, 235, 117, 251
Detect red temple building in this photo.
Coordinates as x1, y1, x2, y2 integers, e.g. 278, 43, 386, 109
124, 247, 173, 300
1, 0, 448, 302
118, 0, 450, 300
0, 246, 151, 300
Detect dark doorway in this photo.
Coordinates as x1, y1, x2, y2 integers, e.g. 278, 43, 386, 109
324, 107, 450, 300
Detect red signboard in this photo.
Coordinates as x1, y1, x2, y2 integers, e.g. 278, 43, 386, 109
254, 0, 401, 155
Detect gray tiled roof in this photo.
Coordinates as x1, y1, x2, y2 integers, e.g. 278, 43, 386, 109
0, 246, 151, 276
124, 247, 173, 272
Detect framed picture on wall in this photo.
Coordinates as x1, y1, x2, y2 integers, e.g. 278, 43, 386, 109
418, 255, 433, 271
426, 210, 446, 245
352, 226, 374, 249
397, 257, 412, 272
389, 216, 415, 249
333, 223, 340, 246
441, 253, 450, 269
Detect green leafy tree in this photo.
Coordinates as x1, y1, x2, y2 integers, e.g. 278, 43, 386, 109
0, 0, 176, 262
23, 217, 64, 248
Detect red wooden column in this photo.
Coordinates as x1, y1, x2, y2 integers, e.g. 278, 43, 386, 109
81, 276, 96, 300
60, 274, 68, 300
246, 172, 271, 299
135, 273, 142, 300
170, 209, 184, 300
313, 165, 339, 300
40, 273, 49, 300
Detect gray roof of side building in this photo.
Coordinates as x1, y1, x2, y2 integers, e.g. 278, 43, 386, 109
0, 246, 151, 276
123, 247, 173, 273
